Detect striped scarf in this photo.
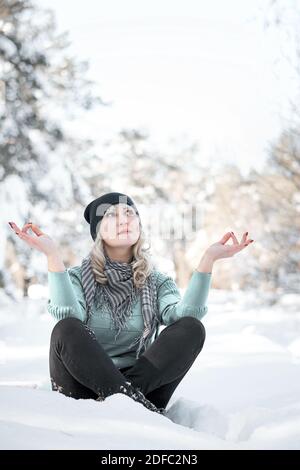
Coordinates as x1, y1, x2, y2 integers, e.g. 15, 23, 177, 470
81, 252, 160, 359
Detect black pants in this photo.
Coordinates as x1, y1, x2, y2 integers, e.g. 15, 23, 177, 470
49, 315, 206, 409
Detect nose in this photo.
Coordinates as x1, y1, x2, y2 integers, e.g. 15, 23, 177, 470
117, 213, 129, 231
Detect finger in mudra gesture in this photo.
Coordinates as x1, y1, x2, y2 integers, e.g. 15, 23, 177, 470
206, 231, 254, 261
8, 221, 59, 256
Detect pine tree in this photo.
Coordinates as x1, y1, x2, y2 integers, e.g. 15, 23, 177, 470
0, 0, 103, 294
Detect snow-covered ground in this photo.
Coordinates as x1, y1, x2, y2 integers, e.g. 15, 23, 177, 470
1, 287, 300, 450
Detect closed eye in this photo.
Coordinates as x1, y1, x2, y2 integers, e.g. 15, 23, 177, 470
105, 208, 136, 217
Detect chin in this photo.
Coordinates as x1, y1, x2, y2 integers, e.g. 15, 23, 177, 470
118, 233, 139, 242
108, 238, 136, 248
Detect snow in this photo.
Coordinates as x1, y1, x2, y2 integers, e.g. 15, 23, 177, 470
0, 175, 30, 274
0, 36, 17, 58
1, 288, 300, 450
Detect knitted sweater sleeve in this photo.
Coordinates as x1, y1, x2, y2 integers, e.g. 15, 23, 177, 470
155, 270, 212, 326
47, 266, 87, 322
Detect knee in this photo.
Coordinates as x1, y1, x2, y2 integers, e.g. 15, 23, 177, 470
176, 316, 206, 350
50, 317, 83, 345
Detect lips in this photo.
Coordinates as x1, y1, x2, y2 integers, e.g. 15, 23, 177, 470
118, 229, 130, 234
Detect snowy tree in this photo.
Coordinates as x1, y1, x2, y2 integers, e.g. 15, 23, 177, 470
255, 129, 300, 293
0, 0, 103, 295
202, 156, 299, 296
249, 0, 300, 293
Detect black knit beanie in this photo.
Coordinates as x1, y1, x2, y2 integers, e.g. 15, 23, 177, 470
83, 192, 140, 241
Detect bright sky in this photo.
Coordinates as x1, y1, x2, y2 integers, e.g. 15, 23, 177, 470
36, 0, 298, 176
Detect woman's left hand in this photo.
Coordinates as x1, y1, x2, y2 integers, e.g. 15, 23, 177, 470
205, 231, 254, 262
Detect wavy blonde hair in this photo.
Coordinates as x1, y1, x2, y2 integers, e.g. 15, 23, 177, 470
89, 221, 155, 289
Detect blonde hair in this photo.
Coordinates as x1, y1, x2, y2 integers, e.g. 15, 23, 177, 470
90, 223, 155, 289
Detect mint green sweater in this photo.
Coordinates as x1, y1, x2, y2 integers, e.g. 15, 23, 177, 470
47, 267, 212, 370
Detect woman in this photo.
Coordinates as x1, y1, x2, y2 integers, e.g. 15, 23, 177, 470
8, 192, 254, 416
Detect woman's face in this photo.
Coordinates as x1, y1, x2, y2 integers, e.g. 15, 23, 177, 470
99, 203, 141, 248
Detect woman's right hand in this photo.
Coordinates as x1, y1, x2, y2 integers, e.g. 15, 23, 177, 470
8, 221, 60, 257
